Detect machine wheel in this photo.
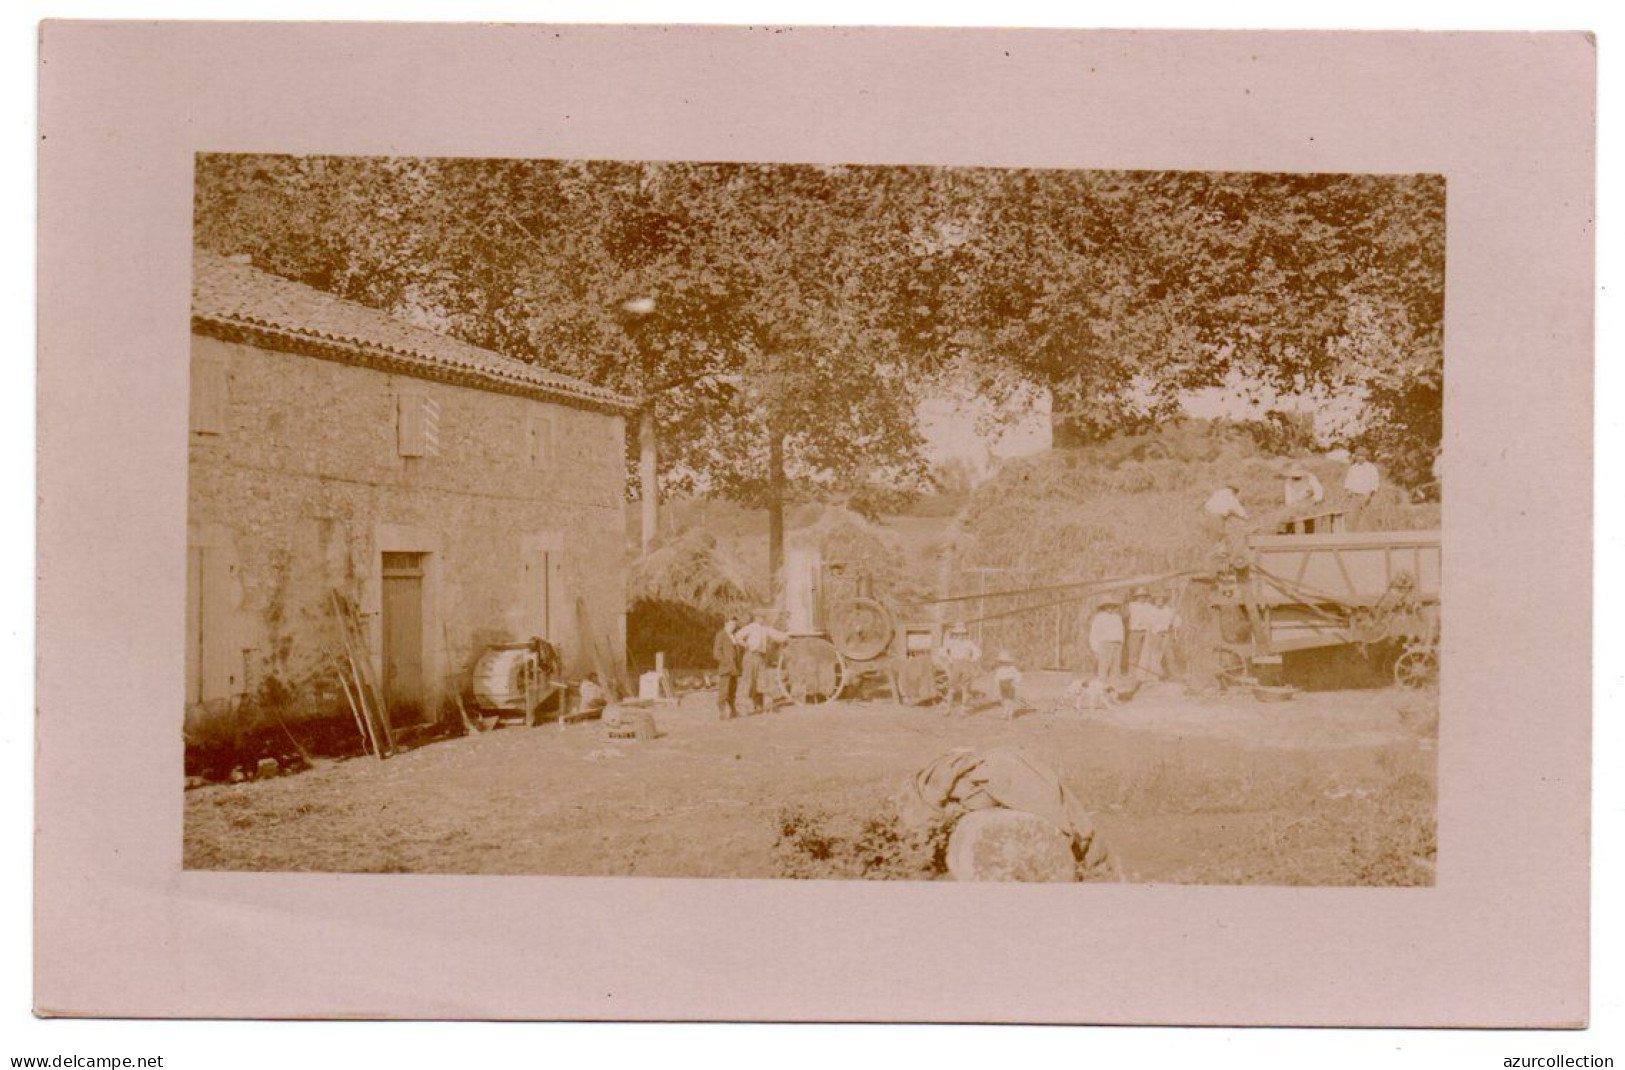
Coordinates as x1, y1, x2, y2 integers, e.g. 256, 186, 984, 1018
1393, 647, 1439, 690
776, 636, 847, 705
829, 596, 895, 662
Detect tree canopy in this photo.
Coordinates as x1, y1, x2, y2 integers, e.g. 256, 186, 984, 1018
195, 156, 1446, 573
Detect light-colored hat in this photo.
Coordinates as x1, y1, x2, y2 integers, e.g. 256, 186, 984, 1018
996, 650, 1016, 664
1098, 596, 1122, 608
1286, 464, 1311, 479
948, 622, 968, 634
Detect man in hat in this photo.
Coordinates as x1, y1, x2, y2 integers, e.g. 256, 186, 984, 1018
1204, 482, 1248, 522
1088, 598, 1126, 685
1343, 452, 1381, 516
732, 608, 789, 714
1125, 587, 1157, 679
1139, 591, 1179, 681
1203, 482, 1250, 555
937, 622, 982, 715
712, 615, 741, 719
1283, 463, 1325, 507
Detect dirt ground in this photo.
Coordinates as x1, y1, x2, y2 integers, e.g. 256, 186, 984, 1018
185, 672, 1438, 885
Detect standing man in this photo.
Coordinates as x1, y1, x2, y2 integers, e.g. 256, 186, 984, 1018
1283, 463, 1325, 508
713, 615, 741, 720
1139, 592, 1178, 681
1125, 588, 1156, 679
1203, 482, 1249, 555
733, 609, 789, 715
1089, 598, 1126, 686
1343, 453, 1381, 511
937, 622, 983, 715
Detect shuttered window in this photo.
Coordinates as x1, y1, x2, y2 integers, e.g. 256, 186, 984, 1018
190, 353, 229, 436
397, 391, 441, 457
528, 409, 554, 468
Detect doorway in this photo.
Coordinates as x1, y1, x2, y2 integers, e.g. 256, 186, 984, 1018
381, 551, 429, 727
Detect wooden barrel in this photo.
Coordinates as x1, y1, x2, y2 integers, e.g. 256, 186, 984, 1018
471, 645, 537, 711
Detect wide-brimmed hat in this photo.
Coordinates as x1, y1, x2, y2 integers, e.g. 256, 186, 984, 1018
996, 650, 1016, 664
1098, 596, 1122, 608
947, 622, 969, 634
1285, 464, 1311, 478
1131, 586, 1150, 598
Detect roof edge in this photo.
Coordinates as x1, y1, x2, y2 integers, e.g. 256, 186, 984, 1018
193, 313, 641, 416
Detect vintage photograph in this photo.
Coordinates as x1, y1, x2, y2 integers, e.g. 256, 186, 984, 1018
182, 155, 1444, 885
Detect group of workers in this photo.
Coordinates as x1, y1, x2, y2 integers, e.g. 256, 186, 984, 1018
710, 608, 790, 719
1087, 587, 1180, 688
1202, 454, 1384, 547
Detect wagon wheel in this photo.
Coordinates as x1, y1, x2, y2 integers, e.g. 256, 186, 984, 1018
829, 596, 895, 662
1393, 647, 1439, 690
1215, 648, 1250, 691
776, 636, 847, 705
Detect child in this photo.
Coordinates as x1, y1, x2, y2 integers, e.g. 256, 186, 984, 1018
993, 650, 1023, 720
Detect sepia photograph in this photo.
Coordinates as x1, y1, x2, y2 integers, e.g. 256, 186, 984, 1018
182, 156, 1444, 885
36, 19, 1595, 1028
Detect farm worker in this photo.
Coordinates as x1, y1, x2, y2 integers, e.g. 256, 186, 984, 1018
938, 623, 983, 715
1138, 593, 1178, 680
1343, 454, 1380, 505
992, 651, 1023, 721
1283, 464, 1325, 507
733, 609, 789, 715
1088, 598, 1126, 684
712, 616, 741, 720
1125, 587, 1156, 677
1203, 483, 1248, 522
1203, 483, 1250, 555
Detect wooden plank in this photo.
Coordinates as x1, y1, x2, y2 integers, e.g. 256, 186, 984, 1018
331, 590, 396, 756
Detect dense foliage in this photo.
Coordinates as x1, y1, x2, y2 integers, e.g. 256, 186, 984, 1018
195, 157, 1447, 569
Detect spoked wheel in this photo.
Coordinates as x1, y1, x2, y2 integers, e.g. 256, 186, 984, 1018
1393, 647, 1439, 690
829, 597, 895, 663
776, 636, 847, 705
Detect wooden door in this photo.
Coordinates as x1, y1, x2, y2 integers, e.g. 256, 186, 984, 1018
381, 552, 426, 726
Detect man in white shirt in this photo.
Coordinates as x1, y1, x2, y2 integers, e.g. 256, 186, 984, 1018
1088, 599, 1125, 684
1125, 588, 1156, 680
1203, 483, 1250, 555
1138, 593, 1178, 680
733, 609, 789, 714
936, 624, 983, 715
1204, 483, 1248, 522
1343, 454, 1381, 505
1283, 464, 1325, 507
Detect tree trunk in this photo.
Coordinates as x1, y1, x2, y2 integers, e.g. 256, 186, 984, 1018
639, 406, 658, 552
767, 431, 786, 594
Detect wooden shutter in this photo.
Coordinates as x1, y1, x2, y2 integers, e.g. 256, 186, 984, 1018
528, 408, 554, 468
190, 352, 229, 435
397, 391, 441, 457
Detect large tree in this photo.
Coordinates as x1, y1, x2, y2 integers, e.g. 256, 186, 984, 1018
195, 157, 1448, 580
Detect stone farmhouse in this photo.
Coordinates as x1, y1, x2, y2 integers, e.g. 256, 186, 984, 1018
186, 250, 636, 738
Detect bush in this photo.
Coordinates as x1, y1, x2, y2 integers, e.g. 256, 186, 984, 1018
774, 803, 953, 880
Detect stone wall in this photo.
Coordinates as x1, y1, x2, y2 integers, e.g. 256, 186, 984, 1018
185, 333, 628, 735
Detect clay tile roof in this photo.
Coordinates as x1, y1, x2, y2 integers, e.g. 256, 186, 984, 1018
191, 250, 638, 414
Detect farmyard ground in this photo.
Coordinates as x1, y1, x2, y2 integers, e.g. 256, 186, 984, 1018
184, 674, 1437, 885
